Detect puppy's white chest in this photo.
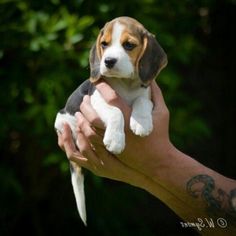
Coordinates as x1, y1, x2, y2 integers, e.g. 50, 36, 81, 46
90, 78, 153, 155
105, 78, 151, 106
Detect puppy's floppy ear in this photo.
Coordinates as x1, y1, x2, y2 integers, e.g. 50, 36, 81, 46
89, 30, 103, 83
138, 32, 168, 84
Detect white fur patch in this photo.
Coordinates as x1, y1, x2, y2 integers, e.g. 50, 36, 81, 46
91, 90, 125, 154
54, 112, 77, 139
100, 22, 134, 79
130, 97, 153, 136
55, 113, 87, 225
103, 78, 154, 137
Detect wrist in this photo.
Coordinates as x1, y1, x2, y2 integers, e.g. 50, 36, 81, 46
148, 140, 177, 182
150, 142, 211, 195
149, 141, 202, 192
122, 167, 153, 191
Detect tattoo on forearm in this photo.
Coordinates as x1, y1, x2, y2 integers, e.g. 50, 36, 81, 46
186, 175, 236, 224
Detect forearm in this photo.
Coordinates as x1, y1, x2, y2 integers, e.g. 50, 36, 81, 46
74, 81, 236, 234
146, 144, 236, 235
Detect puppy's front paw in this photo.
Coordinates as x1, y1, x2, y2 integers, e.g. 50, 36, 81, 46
130, 115, 153, 137
103, 131, 125, 154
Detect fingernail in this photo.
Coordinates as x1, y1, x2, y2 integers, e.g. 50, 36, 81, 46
83, 95, 90, 102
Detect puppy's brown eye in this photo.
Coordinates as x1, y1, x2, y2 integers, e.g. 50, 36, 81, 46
101, 41, 108, 49
123, 42, 136, 51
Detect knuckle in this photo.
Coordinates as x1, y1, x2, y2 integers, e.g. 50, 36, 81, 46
76, 126, 81, 134
58, 139, 64, 149
79, 102, 85, 112
77, 141, 90, 156
62, 133, 70, 143
83, 95, 90, 103
107, 91, 119, 104
76, 112, 83, 123
86, 129, 95, 139
163, 106, 170, 118
65, 130, 74, 142
80, 96, 90, 110
66, 150, 74, 160
57, 135, 62, 145
80, 147, 90, 157
86, 130, 94, 139
90, 116, 100, 125
77, 118, 85, 129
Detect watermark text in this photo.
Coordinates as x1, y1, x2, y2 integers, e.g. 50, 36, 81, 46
180, 218, 227, 231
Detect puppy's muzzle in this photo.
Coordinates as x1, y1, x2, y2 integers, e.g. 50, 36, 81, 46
104, 57, 117, 69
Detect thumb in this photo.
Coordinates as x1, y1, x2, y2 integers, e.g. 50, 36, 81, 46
95, 80, 132, 124
150, 81, 168, 113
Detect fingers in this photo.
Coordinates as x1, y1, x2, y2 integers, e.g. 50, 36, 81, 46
60, 123, 88, 165
95, 81, 132, 123
58, 123, 102, 170
79, 95, 104, 129
80, 80, 132, 130
76, 112, 104, 145
150, 81, 169, 114
95, 81, 122, 107
151, 81, 165, 107
76, 130, 102, 168
57, 130, 65, 151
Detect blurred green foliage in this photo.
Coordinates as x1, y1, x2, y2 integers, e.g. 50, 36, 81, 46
0, 0, 235, 235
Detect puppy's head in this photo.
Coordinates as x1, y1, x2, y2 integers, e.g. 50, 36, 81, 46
89, 17, 167, 85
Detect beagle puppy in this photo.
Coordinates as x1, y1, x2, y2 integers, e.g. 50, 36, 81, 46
54, 16, 167, 225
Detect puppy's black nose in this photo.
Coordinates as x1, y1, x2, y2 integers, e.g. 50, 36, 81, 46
104, 57, 117, 69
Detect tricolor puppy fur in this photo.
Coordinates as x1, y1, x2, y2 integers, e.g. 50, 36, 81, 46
54, 16, 167, 225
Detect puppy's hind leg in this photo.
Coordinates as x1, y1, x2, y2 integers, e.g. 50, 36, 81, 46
55, 112, 87, 225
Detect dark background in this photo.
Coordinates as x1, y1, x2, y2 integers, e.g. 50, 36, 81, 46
0, 0, 235, 235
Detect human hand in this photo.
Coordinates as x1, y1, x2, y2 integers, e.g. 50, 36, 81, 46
57, 120, 152, 188
74, 80, 173, 180
58, 81, 236, 234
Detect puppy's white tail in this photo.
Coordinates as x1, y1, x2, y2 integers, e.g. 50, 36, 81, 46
70, 163, 87, 225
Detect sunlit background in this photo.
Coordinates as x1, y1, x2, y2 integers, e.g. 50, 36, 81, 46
0, 0, 235, 235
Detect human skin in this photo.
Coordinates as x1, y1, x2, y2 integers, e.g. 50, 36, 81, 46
58, 81, 236, 235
